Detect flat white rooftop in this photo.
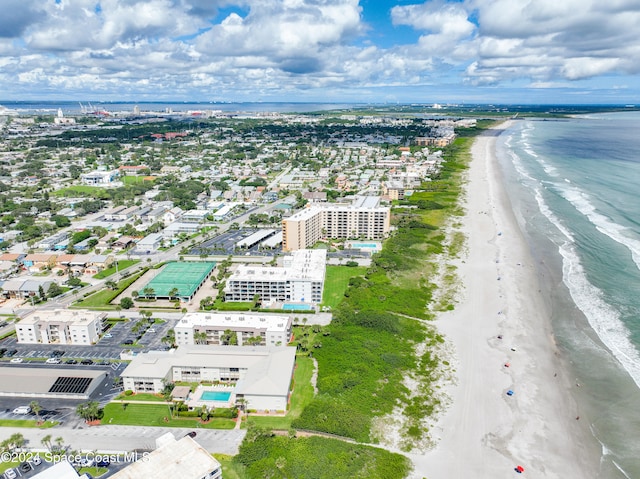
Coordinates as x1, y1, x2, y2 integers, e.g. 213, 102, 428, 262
109, 433, 221, 479
177, 312, 291, 332
19, 309, 106, 325
229, 249, 326, 283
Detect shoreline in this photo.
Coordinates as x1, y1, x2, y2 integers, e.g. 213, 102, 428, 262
409, 121, 601, 478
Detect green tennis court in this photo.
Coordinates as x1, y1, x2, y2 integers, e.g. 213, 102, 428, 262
143, 261, 215, 299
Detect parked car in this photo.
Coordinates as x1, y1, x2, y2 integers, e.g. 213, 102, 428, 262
79, 458, 94, 467
10, 358, 23, 363
32, 456, 42, 466
123, 339, 134, 345
4, 468, 17, 479
95, 459, 110, 468
12, 406, 31, 415
98, 360, 111, 366
147, 328, 156, 333
185, 431, 197, 438
65, 359, 78, 364
51, 350, 65, 357
103, 333, 113, 338
0, 348, 7, 357
46, 358, 61, 364
5, 349, 17, 357
18, 462, 32, 473
80, 359, 94, 365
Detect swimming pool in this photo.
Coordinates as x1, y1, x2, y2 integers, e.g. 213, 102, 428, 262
282, 303, 312, 311
200, 391, 231, 402
351, 243, 378, 249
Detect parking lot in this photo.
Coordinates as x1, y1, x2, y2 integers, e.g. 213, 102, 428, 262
190, 228, 282, 257
0, 317, 179, 363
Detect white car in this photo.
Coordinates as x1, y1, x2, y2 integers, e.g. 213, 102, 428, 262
46, 358, 61, 364
103, 333, 113, 338
80, 458, 94, 467
10, 358, 23, 363
12, 406, 31, 415
147, 328, 156, 333
4, 468, 17, 479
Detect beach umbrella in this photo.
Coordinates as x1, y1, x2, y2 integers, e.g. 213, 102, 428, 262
516, 465, 525, 473
504, 362, 510, 368
506, 390, 514, 396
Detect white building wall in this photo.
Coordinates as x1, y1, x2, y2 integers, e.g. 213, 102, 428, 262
244, 394, 287, 411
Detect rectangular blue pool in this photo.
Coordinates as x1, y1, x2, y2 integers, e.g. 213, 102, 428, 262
200, 391, 231, 401
351, 243, 378, 249
282, 303, 312, 311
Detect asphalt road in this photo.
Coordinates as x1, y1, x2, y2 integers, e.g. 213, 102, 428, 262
0, 425, 246, 456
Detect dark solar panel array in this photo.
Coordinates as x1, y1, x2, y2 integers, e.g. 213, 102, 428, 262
48, 376, 92, 394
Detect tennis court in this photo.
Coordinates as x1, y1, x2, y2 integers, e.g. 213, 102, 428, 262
143, 261, 216, 300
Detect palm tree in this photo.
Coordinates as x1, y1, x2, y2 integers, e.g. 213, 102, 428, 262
8, 433, 25, 452
29, 400, 42, 423
54, 437, 65, 451
194, 331, 208, 345
142, 287, 155, 298
162, 329, 176, 348
41, 434, 52, 451
168, 287, 179, 301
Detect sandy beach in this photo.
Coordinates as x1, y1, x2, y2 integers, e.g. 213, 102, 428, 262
409, 122, 601, 478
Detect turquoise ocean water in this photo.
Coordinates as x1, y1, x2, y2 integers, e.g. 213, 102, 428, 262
496, 112, 640, 478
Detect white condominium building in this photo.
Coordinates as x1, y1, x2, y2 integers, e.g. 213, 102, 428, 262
225, 249, 326, 305
109, 432, 222, 479
15, 309, 105, 345
282, 196, 390, 251
175, 312, 292, 347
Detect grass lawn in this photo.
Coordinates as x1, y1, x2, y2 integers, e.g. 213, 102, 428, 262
93, 260, 140, 279
78, 466, 108, 477
246, 355, 314, 430
114, 393, 168, 402
213, 454, 247, 479
321, 265, 367, 309
0, 461, 19, 474
75, 271, 144, 308
122, 176, 152, 185
213, 300, 254, 311
102, 403, 236, 429
0, 419, 58, 428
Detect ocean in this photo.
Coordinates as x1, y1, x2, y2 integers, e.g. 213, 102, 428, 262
496, 112, 640, 479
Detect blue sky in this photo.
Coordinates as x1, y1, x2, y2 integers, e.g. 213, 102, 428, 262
1, 0, 639, 104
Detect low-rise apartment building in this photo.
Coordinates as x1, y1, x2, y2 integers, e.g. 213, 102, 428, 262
15, 309, 106, 345
121, 345, 296, 411
175, 312, 292, 347
109, 433, 222, 479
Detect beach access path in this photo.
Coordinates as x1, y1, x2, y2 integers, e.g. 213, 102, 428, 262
408, 122, 601, 478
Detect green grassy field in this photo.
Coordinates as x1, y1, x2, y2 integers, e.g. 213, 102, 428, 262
214, 454, 247, 479
0, 419, 58, 428
93, 260, 140, 279
122, 176, 152, 184
321, 265, 367, 309
102, 403, 236, 429
74, 271, 144, 308
247, 355, 314, 430
114, 393, 167, 402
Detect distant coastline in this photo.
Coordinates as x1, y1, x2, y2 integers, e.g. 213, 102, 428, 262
0, 101, 637, 116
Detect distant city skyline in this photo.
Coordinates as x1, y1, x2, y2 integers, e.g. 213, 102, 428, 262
1, 0, 639, 104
